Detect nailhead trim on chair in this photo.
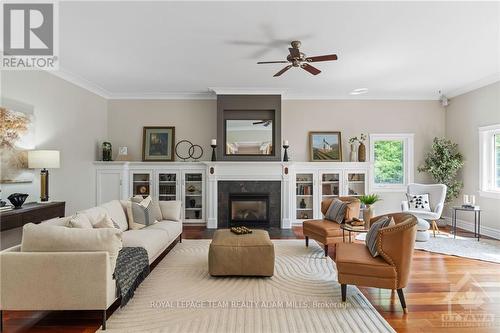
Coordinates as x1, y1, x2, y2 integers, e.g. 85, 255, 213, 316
376, 215, 417, 288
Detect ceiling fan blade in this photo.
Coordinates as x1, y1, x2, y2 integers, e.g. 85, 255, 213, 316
257, 61, 289, 64
253, 121, 265, 124
301, 63, 321, 75
288, 47, 301, 58
306, 54, 338, 62
273, 65, 292, 77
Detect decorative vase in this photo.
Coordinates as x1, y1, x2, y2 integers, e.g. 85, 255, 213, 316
358, 142, 366, 162
299, 198, 307, 209
363, 205, 374, 229
189, 199, 196, 208
7, 193, 29, 209
349, 143, 358, 162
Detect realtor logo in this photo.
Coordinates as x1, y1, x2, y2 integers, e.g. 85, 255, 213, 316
1, 2, 58, 69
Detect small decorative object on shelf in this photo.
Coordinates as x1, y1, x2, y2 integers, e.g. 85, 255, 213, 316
115, 146, 130, 161
349, 134, 367, 162
102, 142, 112, 161
7, 193, 29, 209
283, 139, 289, 162
230, 226, 253, 235
359, 194, 381, 229
299, 198, 307, 209
175, 140, 204, 161
211, 139, 217, 161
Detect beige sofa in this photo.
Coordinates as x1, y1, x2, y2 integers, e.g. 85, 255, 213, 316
0, 199, 182, 330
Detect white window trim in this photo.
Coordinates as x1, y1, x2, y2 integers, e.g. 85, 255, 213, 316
369, 133, 414, 192
479, 124, 500, 199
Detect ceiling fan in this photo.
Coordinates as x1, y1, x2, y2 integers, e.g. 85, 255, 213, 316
253, 120, 272, 127
257, 41, 338, 77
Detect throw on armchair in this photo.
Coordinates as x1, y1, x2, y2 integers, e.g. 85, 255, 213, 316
335, 213, 417, 313
402, 183, 447, 240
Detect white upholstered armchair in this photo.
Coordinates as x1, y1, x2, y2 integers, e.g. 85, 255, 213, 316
402, 183, 447, 240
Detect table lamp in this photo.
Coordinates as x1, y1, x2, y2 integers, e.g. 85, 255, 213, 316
28, 150, 60, 202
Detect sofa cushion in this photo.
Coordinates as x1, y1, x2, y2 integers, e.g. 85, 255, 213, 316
93, 216, 116, 229
100, 200, 128, 232
159, 201, 182, 222
121, 227, 170, 263
303, 219, 343, 237
324, 199, 348, 223
366, 216, 395, 257
146, 220, 183, 240
21, 223, 123, 271
335, 242, 396, 279
42, 216, 72, 227
79, 206, 108, 226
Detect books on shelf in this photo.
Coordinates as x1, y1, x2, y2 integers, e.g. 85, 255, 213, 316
296, 184, 312, 195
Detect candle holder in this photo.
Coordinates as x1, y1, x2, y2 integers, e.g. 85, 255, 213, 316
211, 144, 217, 161
283, 145, 289, 162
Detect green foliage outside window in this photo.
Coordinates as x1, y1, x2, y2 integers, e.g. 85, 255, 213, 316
418, 137, 464, 202
374, 140, 404, 184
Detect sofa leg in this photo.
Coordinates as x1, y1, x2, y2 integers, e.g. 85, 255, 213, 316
341, 284, 347, 302
179, 233, 182, 243
397, 289, 408, 313
324, 244, 329, 257
102, 309, 107, 330
305, 236, 309, 247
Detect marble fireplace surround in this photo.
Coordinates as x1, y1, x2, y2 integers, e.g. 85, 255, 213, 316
206, 162, 292, 229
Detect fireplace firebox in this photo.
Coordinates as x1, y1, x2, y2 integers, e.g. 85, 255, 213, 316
229, 193, 269, 227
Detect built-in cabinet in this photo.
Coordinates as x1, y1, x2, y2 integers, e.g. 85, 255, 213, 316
94, 161, 370, 227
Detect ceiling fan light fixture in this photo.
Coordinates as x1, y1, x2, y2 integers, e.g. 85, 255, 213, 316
350, 88, 368, 95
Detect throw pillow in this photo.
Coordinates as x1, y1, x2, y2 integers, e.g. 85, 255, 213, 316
159, 200, 182, 221
324, 199, 348, 223
68, 213, 93, 229
93, 216, 117, 229
407, 193, 431, 211
126, 196, 158, 230
365, 216, 395, 257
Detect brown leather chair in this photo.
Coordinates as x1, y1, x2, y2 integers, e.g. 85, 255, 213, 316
303, 197, 361, 256
334, 213, 417, 313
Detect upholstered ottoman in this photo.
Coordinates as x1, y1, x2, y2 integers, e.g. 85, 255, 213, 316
208, 229, 275, 277
416, 218, 431, 242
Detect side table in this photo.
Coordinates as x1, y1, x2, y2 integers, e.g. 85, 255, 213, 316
451, 206, 481, 241
340, 223, 370, 243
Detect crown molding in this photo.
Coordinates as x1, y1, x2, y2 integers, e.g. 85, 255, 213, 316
50, 68, 111, 99
209, 87, 284, 96
447, 73, 500, 98
107, 92, 215, 100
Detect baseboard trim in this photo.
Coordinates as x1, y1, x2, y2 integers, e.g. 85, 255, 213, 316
443, 215, 500, 240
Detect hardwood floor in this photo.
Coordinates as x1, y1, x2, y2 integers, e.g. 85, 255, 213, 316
2, 226, 499, 333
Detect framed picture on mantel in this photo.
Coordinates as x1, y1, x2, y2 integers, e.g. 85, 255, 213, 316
309, 131, 342, 162
142, 126, 175, 161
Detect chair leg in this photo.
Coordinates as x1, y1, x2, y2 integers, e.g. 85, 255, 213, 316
324, 244, 329, 257
179, 233, 182, 243
431, 220, 440, 237
102, 309, 107, 330
341, 284, 347, 302
305, 236, 309, 247
397, 289, 408, 313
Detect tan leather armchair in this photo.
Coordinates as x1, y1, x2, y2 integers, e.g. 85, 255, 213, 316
334, 213, 417, 313
303, 197, 361, 256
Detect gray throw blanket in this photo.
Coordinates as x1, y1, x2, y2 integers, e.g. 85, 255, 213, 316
114, 247, 150, 307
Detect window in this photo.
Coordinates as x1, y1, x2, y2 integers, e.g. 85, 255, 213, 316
479, 124, 500, 198
370, 134, 414, 191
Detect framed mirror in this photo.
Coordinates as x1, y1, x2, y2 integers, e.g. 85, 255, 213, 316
225, 119, 274, 155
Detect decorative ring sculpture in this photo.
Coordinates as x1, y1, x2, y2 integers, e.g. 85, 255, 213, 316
175, 140, 204, 161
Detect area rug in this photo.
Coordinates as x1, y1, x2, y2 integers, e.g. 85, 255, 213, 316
101, 240, 395, 332
356, 233, 500, 264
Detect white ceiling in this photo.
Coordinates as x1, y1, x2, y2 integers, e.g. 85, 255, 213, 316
57, 1, 500, 99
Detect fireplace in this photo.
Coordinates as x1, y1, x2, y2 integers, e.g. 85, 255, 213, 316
229, 193, 269, 227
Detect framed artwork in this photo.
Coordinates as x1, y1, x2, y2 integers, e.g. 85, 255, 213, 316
309, 131, 342, 162
142, 127, 175, 161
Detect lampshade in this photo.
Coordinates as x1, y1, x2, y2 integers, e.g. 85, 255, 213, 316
28, 150, 60, 169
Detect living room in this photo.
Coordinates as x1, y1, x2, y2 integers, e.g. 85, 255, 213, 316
1, 1, 499, 332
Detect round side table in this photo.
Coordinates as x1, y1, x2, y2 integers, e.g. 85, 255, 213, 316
340, 223, 370, 243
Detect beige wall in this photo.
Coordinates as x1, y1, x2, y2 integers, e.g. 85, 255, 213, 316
445, 82, 500, 234
107, 100, 216, 161
1, 71, 108, 215
108, 98, 445, 214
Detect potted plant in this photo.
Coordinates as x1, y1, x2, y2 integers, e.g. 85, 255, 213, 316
359, 194, 381, 228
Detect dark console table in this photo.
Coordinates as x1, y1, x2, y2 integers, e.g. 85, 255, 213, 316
0, 202, 66, 231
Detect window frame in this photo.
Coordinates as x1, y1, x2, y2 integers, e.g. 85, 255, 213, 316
479, 124, 500, 199
369, 133, 414, 192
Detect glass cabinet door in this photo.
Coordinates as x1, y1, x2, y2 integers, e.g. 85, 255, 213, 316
158, 172, 177, 201
320, 172, 341, 201
346, 172, 366, 197
184, 172, 204, 221
131, 172, 151, 198
295, 173, 314, 221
